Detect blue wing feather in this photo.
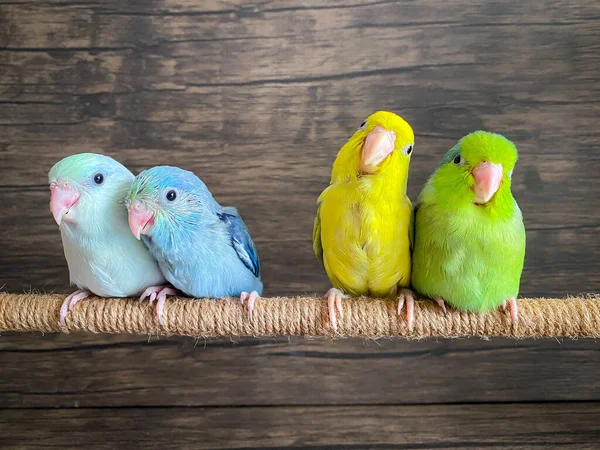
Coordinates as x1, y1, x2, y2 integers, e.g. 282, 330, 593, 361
218, 207, 261, 278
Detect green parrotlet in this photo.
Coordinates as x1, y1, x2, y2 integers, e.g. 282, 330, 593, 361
411, 131, 526, 321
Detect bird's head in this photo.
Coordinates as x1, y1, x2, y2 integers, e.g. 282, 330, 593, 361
126, 166, 217, 245
48, 153, 133, 229
332, 111, 415, 181
431, 131, 518, 208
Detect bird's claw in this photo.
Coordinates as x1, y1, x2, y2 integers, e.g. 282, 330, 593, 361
502, 297, 518, 323
240, 291, 260, 322
59, 289, 90, 326
139, 285, 177, 325
325, 288, 345, 331
397, 289, 415, 331
434, 297, 447, 314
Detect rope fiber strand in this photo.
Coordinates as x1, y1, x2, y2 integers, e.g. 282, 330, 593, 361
0, 294, 598, 338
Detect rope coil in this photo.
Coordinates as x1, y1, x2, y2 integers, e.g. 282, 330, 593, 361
1, 294, 599, 338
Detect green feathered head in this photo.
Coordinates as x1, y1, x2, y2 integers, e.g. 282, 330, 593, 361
425, 131, 519, 211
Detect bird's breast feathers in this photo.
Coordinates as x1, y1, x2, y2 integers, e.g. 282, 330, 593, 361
318, 181, 412, 294
61, 225, 164, 297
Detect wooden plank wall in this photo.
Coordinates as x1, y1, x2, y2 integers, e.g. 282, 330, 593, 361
1, 1, 599, 448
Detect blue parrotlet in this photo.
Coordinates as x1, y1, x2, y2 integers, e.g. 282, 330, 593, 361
126, 166, 263, 325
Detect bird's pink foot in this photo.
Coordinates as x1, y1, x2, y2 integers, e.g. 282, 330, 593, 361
397, 289, 415, 331
325, 288, 345, 331
140, 285, 177, 325
502, 298, 518, 323
59, 289, 91, 326
240, 291, 260, 322
434, 296, 447, 314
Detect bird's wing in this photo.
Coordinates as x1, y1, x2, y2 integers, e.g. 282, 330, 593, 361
218, 207, 260, 278
313, 202, 324, 267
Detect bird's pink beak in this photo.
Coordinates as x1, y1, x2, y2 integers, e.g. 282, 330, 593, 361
472, 161, 503, 204
128, 200, 155, 240
49, 182, 80, 225
360, 125, 397, 174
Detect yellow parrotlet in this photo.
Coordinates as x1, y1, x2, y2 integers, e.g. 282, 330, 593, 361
313, 111, 415, 330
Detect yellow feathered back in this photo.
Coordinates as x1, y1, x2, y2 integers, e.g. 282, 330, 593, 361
313, 111, 414, 297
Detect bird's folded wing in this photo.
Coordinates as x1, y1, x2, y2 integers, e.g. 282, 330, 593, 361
218, 208, 261, 278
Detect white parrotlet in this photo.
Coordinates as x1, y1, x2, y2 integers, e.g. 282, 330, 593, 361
48, 153, 167, 325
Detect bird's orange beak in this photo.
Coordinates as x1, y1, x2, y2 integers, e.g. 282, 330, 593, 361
360, 125, 397, 174
472, 161, 503, 204
49, 182, 80, 225
128, 200, 155, 240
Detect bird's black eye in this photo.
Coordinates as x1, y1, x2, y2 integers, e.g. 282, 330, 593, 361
359, 120, 367, 129
166, 190, 177, 201
453, 154, 463, 165
93, 173, 104, 185
406, 145, 413, 155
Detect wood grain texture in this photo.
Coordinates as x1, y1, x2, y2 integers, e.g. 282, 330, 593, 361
1, 333, 600, 409
1, 1, 600, 448
1, 0, 600, 296
1, 403, 600, 450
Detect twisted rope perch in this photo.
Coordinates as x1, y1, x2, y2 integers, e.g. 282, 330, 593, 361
0, 293, 599, 339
